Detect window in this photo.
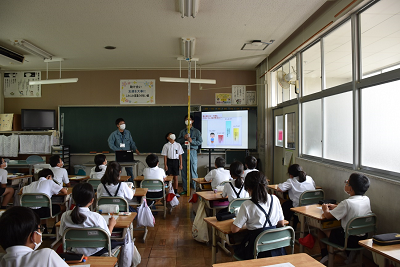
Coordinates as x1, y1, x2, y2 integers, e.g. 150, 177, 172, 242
361, 0, 400, 78
275, 115, 283, 147
303, 42, 321, 96
361, 80, 400, 173
302, 100, 322, 157
285, 113, 296, 149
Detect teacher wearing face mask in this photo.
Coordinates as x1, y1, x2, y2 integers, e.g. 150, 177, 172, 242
108, 118, 140, 182
176, 114, 203, 195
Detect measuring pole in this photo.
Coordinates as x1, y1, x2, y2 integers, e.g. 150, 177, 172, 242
186, 59, 191, 196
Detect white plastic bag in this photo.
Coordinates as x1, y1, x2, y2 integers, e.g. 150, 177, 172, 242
137, 199, 155, 227
192, 199, 209, 243
170, 196, 179, 207
167, 184, 179, 207
119, 230, 141, 267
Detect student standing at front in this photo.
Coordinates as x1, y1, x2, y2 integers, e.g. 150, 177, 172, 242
176, 115, 202, 195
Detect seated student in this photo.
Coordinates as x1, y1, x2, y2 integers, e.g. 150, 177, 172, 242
277, 164, 315, 230
21, 169, 67, 233
97, 161, 134, 212
0, 206, 69, 267
231, 171, 285, 260
89, 154, 107, 179
143, 153, 167, 200
222, 161, 249, 202
0, 157, 15, 209
242, 156, 258, 179
319, 173, 372, 264
59, 183, 123, 256
49, 155, 70, 187
205, 157, 231, 190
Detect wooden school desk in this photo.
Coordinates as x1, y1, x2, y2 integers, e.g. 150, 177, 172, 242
192, 177, 212, 191
68, 175, 89, 182
133, 175, 173, 188
7, 175, 33, 191
290, 204, 340, 252
212, 253, 325, 267
120, 175, 131, 182
267, 185, 323, 202
196, 191, 228, 216
83, 161, 139, 179
359, 239, 400, 266
69, 256, 117, 267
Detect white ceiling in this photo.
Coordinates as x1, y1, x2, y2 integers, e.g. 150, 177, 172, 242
0, 0, 326, 71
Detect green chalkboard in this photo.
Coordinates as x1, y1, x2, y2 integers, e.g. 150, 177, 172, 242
60, 106, 189, 153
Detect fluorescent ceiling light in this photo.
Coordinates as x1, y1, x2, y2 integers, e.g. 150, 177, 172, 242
179, 0, 199, 18
181, 37, 195, 59
160, 77, 216, 84
241, 40, 274, 51
13, 39, 53, 60
29, 78, 78, 85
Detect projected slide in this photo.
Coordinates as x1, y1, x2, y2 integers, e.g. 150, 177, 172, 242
201, 110, 248, 149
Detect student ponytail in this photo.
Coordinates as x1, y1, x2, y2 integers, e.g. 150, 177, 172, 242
101, 161, 122, 185
229, 161, 244, 188
288, 164, 307, 183
244, 171, 269, 204
94, 154, 106, 172
71, 183, 95, 224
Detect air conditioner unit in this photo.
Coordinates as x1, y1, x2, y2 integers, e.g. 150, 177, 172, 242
0, 45, 24, 65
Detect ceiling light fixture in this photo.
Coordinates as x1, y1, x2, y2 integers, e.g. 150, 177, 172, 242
13, 39, 53, 60
179, 0, 199, 18
28, 58, 78, 86
241, 40, 275, 50
159, 77, 215, 84
181, 37, 195, 59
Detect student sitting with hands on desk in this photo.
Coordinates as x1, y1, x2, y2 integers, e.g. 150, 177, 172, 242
0, 206, 69, 267
21, 169, 67, 234
89, 154, 107, 179
0, 157, 15, 209
59, 183, 124, 256
49, 155, 70, 187
231, 171, 286, 260
205, 157, 231, 190
108, 118, 140, 182
97, 161, 135, 212
222, 161, 249, 202
277, 164, 315, 231
318, 173, 372, 264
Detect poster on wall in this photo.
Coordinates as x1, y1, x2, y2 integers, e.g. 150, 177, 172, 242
246, 91, 257, 105
215, 93, 231, 105
3, 71, 41, 98
232, 85, 246, 105
120, 79, 155, 104
0, 114, 14, 131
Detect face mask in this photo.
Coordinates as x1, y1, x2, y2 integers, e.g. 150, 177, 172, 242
344, 188, 350, 195
185, 120, 191, 126
33, 231, 42, 250
60, 161, 64, 167
119, 124, 126, 130
2, 162, 6, 168
170, 134, 176, 140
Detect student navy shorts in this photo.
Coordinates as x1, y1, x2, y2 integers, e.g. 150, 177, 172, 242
0, 187, 5, 196
32, 204, 61, 218
166, 159, 179, 176
328, 227, 367, 248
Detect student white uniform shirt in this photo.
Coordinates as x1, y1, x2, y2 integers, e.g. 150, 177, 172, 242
59, 207, 110, 256
49, 166, 69, 185
277, 176, 316, 207
205, 167, 231, 189
97, 182, 133, 200
0, 168, 7, 185
233, 195, 284, 230
22, 177, 63, 208
222, 181, 249, 202
161, 141, 184, 159
241, 168, 258, 179
143, 166, 167, 192
330, 195, 372, 230
90, 165, 107, 179
0, 246, 68, 267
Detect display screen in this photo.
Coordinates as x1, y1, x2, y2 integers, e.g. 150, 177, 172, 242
21, 109, 56, 130
201, 110, 250, 149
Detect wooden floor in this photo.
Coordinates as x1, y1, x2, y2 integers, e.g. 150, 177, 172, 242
7, 188, 380, 267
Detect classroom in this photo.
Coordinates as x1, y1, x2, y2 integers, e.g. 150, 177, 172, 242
1, 0, 400, 266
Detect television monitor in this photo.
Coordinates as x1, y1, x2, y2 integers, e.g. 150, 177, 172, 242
201, 110, 256, 149
21, 109, 56, 130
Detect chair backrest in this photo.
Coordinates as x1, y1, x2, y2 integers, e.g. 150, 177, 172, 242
88, 179, 102, 190
299, 189, 325, 206
254, 226, 295, 259
33, 163, 51, 173
228, 198, 251, 213
21, 193, 53, 217
344, 213, 377, 249
141, 180, 164, 192
26, 155, 45, 165
97, 197, 128, 212
63, 227, 111, 256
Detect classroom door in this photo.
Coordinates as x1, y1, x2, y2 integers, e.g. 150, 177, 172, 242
273, 104, 298, 184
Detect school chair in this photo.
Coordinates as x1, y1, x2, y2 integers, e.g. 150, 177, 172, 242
20, 193, 62, 237
298, 189, 325, 206
140, 180, 166, 219
33, 163, 51, 181
233, 226, 295, 260
87, 179, 102, 191
97, 196, 129, 212
320, 213, 377, 267
228, 197, 251, 213
62, 227, 118, 257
